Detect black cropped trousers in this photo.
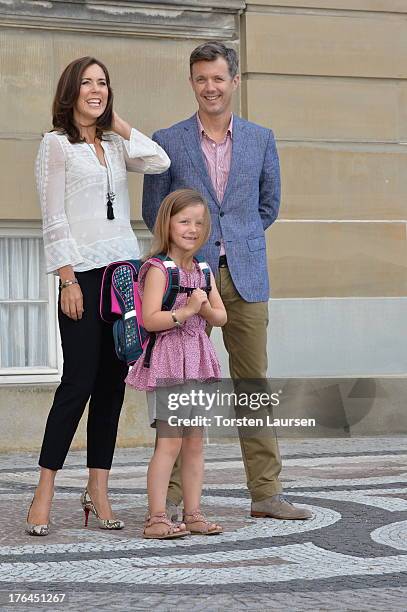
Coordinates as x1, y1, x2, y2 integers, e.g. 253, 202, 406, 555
39, 268, 128, 471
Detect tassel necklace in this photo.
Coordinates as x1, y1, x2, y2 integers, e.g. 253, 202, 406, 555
86, 140, 116, 220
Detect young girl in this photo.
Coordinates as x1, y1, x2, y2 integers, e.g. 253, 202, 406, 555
126, 188, 227, 539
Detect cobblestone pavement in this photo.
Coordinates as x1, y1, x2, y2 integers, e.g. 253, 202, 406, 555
1, 436, 407, 611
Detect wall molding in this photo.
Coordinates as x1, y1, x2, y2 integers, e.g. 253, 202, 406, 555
0, 1, 245, 39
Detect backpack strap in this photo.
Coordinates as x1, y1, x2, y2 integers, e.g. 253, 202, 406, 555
195, 257, 212, 293
162, 258, 181, 311
176, 257, 212, 296
141, 254, 178, 369
148, 254, 181, 311
143, 332, 156, 369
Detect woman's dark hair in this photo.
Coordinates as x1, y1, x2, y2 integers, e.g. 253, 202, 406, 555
190, 41, 239, 78
52, 56, 113, 143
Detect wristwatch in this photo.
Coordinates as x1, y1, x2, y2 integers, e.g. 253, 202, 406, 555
171, 311, 182, 327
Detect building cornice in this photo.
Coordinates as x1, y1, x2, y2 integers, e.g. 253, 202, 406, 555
0, 1, 246, 40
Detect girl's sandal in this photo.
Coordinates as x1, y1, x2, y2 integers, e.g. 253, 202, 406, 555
143, 513, 189, 540
183, 509, 223, 535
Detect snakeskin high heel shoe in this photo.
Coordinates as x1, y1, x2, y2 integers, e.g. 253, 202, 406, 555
80, 488, 124, 530
25, 499, 50, 536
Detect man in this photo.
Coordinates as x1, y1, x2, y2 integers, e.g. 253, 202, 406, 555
142, 41, 311, 520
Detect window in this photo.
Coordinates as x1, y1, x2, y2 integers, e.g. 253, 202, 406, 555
0, 223, 151, 384
0, 227, 60, 384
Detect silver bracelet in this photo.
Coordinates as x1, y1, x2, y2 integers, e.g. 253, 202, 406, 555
171, 311, 182, 327
60, 278, 79, 290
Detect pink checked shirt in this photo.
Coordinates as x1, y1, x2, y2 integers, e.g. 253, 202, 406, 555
197, 113, 233, 256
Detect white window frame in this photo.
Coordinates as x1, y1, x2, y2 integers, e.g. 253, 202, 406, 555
0, 223, 62, 384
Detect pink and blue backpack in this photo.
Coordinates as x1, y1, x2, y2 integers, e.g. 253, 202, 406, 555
100, 254, 211, 367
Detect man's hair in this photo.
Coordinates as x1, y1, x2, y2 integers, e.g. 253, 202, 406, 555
190, 41, 239, 78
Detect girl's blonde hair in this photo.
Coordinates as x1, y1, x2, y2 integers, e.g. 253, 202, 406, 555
149, 189, 211, 259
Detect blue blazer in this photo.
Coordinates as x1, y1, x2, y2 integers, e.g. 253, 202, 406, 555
142, 114, 280, 302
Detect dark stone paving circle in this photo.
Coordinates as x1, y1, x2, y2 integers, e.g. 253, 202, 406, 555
1, 436, 407, 611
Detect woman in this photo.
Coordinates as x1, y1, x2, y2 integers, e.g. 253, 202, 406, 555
26, 56, 170, 535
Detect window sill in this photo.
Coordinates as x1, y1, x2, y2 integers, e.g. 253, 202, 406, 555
0, 371, 61, 385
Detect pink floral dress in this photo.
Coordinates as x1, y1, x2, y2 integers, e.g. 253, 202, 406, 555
125, 258, 221, 392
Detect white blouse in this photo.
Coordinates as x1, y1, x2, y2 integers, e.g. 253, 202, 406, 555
36, 128, 170, 273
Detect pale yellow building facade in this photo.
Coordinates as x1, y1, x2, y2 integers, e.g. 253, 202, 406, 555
1, 0, 406, 450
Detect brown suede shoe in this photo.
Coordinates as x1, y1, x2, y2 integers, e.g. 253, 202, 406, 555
251, 494, 312, 520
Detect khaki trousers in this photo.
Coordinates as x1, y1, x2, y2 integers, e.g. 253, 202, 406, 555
166, 266, 282, 503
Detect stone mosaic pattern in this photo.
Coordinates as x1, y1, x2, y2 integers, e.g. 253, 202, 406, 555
0, 436, 407, 611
